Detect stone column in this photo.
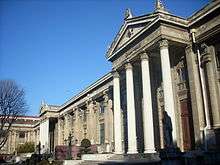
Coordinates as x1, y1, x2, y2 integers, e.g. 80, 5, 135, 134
125, 63, 138, 154
113, 71, 123, 154
57, 118, 62, 145
74, 108, 81, 146
198, 47, 211, 130
87, 99, 95, 144
140, 52, 156, 153
201, 44, 220, 127
64, 114, 68, 140
8, 131, 11, 153
185, 45, 205, 147
159, 39, 177, 146
103, 93, 110, 143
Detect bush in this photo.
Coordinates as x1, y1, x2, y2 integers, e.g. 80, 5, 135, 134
17, 142, 35, 153
80, 139, 91, 148
80, 139, 91, 154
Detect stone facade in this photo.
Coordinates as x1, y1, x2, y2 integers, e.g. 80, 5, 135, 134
1, 0, 220, 155
0, 116, 40, 154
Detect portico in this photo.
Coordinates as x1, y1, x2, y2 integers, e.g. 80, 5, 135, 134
111, 36, 182, 153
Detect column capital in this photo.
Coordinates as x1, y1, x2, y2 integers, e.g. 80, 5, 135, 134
185, 44, 193, 55
112, 70, 120, 78
200, 43, 212, 66
125, 62, 133, 70
159, 39, 169, 49
86, 94, 93, 104
140, 51, 149, 61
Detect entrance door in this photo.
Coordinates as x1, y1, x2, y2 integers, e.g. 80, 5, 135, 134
180, 99, 193, 151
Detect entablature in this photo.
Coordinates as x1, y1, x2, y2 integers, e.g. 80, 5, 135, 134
107, 11, 188, 62
112, 23, 189, 70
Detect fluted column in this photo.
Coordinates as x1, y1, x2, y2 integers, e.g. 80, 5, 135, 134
125, 63, 138, 154
159, 39, 177, 146
113, 71, 123, 154
140, 52, 156, 153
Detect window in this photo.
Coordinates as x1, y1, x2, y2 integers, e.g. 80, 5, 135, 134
100, 123, 105, 144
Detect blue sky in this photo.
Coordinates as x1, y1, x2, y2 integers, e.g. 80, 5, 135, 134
0, 0, 208, 116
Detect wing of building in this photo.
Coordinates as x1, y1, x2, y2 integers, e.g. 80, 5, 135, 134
2, 0, 220, 155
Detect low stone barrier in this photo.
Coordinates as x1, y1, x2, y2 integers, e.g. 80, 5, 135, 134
55, 145, 98, 160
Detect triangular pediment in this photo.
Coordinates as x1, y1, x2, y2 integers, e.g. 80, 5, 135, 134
115, 23, 148, 50
106, 14, 158, 59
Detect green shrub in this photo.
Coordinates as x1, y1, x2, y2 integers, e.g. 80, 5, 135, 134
17, 142, 35, 153
80, 139, 91, 154
80, 139, 91, 148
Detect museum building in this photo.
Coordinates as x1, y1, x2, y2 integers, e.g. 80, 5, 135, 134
1, 0, 220, 155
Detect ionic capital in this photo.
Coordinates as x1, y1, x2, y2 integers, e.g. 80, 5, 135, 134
125, 62, 133, 70
140, 51, 149, 61
112, 70, 120, 78
159, 39, 169, 49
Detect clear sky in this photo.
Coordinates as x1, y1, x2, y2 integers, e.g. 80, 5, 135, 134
0, 0, 209, 116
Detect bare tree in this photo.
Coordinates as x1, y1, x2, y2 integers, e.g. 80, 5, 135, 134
0, 80, 27, 149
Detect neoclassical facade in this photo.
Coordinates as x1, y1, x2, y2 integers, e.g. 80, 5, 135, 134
0, 116, 40, 154
2, 0, 220, 155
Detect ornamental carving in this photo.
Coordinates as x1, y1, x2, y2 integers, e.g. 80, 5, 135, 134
112, 70, 120, 78
140, 51, 149, 60
200, 43, 212, 66
159, 39, 169, 49
125, 62, 133, 70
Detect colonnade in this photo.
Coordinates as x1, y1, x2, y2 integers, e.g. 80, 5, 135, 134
113, 39, 176, 153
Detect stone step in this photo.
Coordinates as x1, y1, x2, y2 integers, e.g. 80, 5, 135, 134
79, 160, 104, 165
107, 153, 160, 161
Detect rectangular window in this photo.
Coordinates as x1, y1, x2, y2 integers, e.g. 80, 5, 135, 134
100, 123, 105, 144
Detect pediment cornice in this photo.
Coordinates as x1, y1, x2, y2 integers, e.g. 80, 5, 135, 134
106, 12, 188, 61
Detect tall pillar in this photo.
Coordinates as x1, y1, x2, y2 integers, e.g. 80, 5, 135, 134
140, 52, 156, 153
200, 44, 219, 150
159, 39, 177, 146
87, 99, 95, 144
57, 118, 62, 145
103, 93, 110, 143
185, 45, 205, 147
201, 44, 220, 127
113, 71, 123, 154
125, 63, 138, 154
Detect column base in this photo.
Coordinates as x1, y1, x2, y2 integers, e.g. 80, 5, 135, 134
204, 128, 216, 151
114, 151, 124, 154
144, 149, 156, 153
127, 150, 138, 154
